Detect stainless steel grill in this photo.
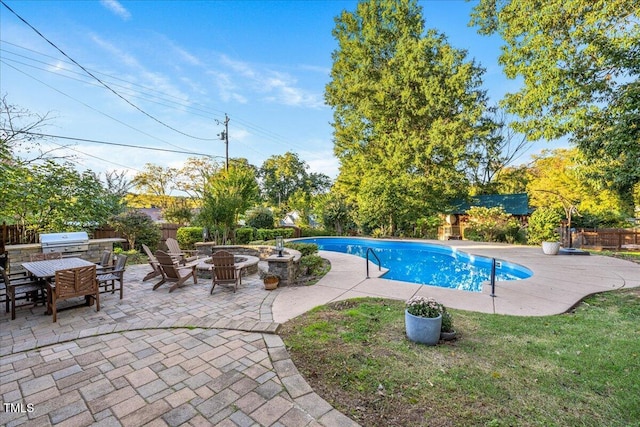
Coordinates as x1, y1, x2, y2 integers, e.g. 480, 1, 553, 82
39, 232, 89, 255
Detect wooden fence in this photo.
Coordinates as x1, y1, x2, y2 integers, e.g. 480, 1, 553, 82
1, 222, 180, 250
574, 229, 640, 250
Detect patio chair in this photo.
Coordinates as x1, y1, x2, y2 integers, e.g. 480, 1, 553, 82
97, 254, 127, 299
141, 244, 162, 282
210, 250, 241, 294
165, 238, 199, 264
29, 253, 47, 261
47, 265, 100, 323
1, 266, 45, 320
45, 252, 63, 260
97, 250, 112, 269
154, 250, 198, 293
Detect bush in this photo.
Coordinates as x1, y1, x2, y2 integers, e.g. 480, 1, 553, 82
176, 227, 204, 249
285, 242, 318, 257
236, 227, 254, 244
109, 210, 161, 251
255, 228, 295, 241
527, 207, 563, 245
246, 207, 275, 229
300, 227, 332, 237
300, 255, 325, 276
465, 206, 524, 243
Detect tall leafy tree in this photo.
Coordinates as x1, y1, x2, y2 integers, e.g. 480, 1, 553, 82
471, 0, 640, 203
326, 0, 489, 234
199, 163, 260, 243
527, 148, 630, 227
131, 163, 178, 208
259, 152, 331, 207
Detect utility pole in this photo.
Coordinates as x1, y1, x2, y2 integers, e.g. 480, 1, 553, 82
216, 114, 230, 171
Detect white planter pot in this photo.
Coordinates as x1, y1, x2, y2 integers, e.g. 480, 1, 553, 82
542, 241, 561, 255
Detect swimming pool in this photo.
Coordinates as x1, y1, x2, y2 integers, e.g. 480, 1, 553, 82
293, 237, 533, 292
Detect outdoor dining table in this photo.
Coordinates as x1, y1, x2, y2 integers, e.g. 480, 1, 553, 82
21, 257, 96, 314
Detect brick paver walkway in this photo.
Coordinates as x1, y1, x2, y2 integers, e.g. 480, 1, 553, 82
0, 264, 358, 427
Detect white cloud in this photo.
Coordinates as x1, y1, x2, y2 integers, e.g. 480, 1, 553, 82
218, 55, 324, 109
100, 0, 132, 21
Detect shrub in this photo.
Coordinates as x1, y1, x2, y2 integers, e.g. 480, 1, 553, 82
300, 255, 325, 275
109, 210, 161, 251
300, 227, 332, 237
465, 206, 523, 243
236, 227, 254, 244
246, 207, 275, 229
255, 228, 295, 241
285, 242, 318, 257
176, 226, 204, 249
527, 207, 563, 245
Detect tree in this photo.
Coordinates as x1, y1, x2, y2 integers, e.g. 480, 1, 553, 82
174, 157, 221, 201
198, 163, 260, 243
259, 151, 331, 208
527, 148, 630, 227
131, 163, 178, 208
109, 210, 161, 251
326, 0, 490, 234
467, 108, 530, 194
0, 94, 62, 166
315, 192, 353, 235
1, 160, 120, 235
471, 0, 640, 203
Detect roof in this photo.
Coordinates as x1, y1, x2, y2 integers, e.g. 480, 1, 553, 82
451, 193, 531, 216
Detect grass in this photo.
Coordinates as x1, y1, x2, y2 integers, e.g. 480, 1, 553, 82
280, 290, 640, 427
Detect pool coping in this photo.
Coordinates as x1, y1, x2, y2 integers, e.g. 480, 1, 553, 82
272, 239, 640, 321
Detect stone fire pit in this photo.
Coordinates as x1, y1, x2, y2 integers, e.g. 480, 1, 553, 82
195, 255, 260, 279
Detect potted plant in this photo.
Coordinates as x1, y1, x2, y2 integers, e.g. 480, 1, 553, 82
262, 272, 280, 290
440, 309, 456, 341
405, 296, 445, 346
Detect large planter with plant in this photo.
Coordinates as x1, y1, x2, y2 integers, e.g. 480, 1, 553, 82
405, 296, 444, 346
263, 273, 280, 290
541, 241, 561, 255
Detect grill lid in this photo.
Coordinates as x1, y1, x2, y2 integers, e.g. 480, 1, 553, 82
40, 232, 89, 246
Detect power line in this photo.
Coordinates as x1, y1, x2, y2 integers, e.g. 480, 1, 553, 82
0, 40, 309, 152
1, 60, 208, 155
5, 130, 219, 158
1, 0, 218, 142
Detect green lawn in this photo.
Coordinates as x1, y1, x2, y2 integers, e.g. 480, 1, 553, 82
280, 290, 640, 427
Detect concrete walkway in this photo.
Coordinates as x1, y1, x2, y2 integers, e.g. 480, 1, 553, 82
1, 240, 639, 426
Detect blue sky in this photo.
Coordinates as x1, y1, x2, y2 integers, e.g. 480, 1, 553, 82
1, 0, 557, 183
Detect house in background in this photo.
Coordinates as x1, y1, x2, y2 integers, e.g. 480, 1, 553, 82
439, 193, 532, 240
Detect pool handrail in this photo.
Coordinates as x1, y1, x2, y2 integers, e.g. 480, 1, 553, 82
366, 247, 381, 279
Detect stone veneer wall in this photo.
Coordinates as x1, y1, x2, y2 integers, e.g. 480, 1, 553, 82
195, 243, 302, 285
5, 238, 126, 272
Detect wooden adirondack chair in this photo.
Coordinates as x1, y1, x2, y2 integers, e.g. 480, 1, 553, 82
165, 238, 199, 264
210, 250, 241, 294
154, 250, 198, 293
141, 244, 163, 282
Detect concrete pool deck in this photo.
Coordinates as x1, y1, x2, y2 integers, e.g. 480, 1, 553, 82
1, 240, 638, 426
273, 240, 640, 321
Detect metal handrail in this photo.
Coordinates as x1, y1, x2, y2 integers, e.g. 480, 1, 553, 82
366, 248, 381, 279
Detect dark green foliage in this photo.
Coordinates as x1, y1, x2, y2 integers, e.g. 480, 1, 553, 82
300, 254, 325, 276
235, 227, 254, 244
285, 243, 318, 257
109, 210, 161, 251
300, 227, 333, 237
254, 228, 295, 241
527, 207, 563, 245
245, 207, 275, 229
176, 226, 203, 249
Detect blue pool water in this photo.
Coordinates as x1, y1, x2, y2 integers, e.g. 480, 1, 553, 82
293, 237, 533, 292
